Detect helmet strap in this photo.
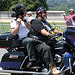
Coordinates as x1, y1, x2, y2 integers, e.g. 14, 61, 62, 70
37, 12, 44, 20
39, 12, 44, 19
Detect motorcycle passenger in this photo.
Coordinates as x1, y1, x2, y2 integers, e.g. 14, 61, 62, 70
10, 4, 36, 68
28, 7, 62, 74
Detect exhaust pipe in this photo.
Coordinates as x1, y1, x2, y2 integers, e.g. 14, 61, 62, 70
0, 67, 50, 75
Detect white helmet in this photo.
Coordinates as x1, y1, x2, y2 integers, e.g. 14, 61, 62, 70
27, 11, 32, 15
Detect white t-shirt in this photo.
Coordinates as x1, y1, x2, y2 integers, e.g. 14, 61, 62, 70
10, 19, 29, 40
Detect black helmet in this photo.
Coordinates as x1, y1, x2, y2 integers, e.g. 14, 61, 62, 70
36, 7, 46, 14
12, 4, 26, 12
12, 4, 26, 19
11, 13, 16, 17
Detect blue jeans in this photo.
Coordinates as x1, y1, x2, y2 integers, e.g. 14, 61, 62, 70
22, 37, 36, 61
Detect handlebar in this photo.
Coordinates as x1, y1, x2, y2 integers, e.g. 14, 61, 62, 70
50, 33, 62, 39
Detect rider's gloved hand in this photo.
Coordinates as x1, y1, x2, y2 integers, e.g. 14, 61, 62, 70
51, 28, 55, 31
58, 33, 62, 36
48, 34, 55, 39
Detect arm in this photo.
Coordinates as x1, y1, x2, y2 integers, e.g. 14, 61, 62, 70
11, 18, 21, 36
63, 13, 67, 20
22, 18, 31, 30
40, 29, 50, 36
40, 29, 55, 38
63, 13, 70, 20
24, 21, 31, 30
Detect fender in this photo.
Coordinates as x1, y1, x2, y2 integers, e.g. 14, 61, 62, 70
64, 52, 73, 68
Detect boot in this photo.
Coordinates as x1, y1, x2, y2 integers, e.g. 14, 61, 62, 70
50, 64, 61, 75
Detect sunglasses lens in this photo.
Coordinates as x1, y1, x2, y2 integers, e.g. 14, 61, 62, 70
44, 11, 47, 13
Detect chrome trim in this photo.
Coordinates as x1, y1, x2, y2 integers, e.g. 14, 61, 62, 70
0, 67, 51, 74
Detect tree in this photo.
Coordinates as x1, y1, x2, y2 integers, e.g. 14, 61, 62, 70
0, 0, 48, 11
0, 0, 2, 10
47, 0, 75, 14
0, 0, 11, 11
10, 0, 48, 11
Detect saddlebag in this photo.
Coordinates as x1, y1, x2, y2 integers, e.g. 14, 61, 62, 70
0, 52, 28, 69
0, 33, 12, 48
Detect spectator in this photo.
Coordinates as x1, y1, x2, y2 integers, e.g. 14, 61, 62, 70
63, 9, 75, 27
27, 11, 34, 23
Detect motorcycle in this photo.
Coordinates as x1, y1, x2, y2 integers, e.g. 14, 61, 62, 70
54, 26, 75, 75
62, 26, 75, 75
0, 27, 75, 75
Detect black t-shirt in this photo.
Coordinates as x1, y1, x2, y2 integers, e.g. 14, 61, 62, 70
29, 18, 52, 41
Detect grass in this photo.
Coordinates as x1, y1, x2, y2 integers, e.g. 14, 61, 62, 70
50, 22, 66, 25
0, 22, 10, 24
0, 22, 10, 32
0, 25, 10, 32
0, 22, 66, 32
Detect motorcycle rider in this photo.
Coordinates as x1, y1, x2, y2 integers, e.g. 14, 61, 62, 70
28, 7, 62, 74
10, 4, 36, 67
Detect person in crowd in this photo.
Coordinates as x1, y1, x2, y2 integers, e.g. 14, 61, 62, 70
28, 7, 62, 74
63, 9, 75, 27
27, 11, 34, 23
10, 4, 36, 67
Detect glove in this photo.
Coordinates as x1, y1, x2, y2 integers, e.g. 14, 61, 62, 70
48, 34, 55, 39
58, 33, 62, 36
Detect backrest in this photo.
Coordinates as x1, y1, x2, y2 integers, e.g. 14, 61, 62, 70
10, 34, 19, 48
0, 32, 12, 48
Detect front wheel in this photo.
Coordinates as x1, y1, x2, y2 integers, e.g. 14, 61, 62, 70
64, 70, 74, 75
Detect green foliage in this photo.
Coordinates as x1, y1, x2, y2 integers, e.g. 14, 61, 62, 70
47, 0, 75, 14
0, 0, 11, 11
0, 0, 48, 11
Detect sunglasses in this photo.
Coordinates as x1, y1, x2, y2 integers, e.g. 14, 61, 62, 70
43, 11, 47, 13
